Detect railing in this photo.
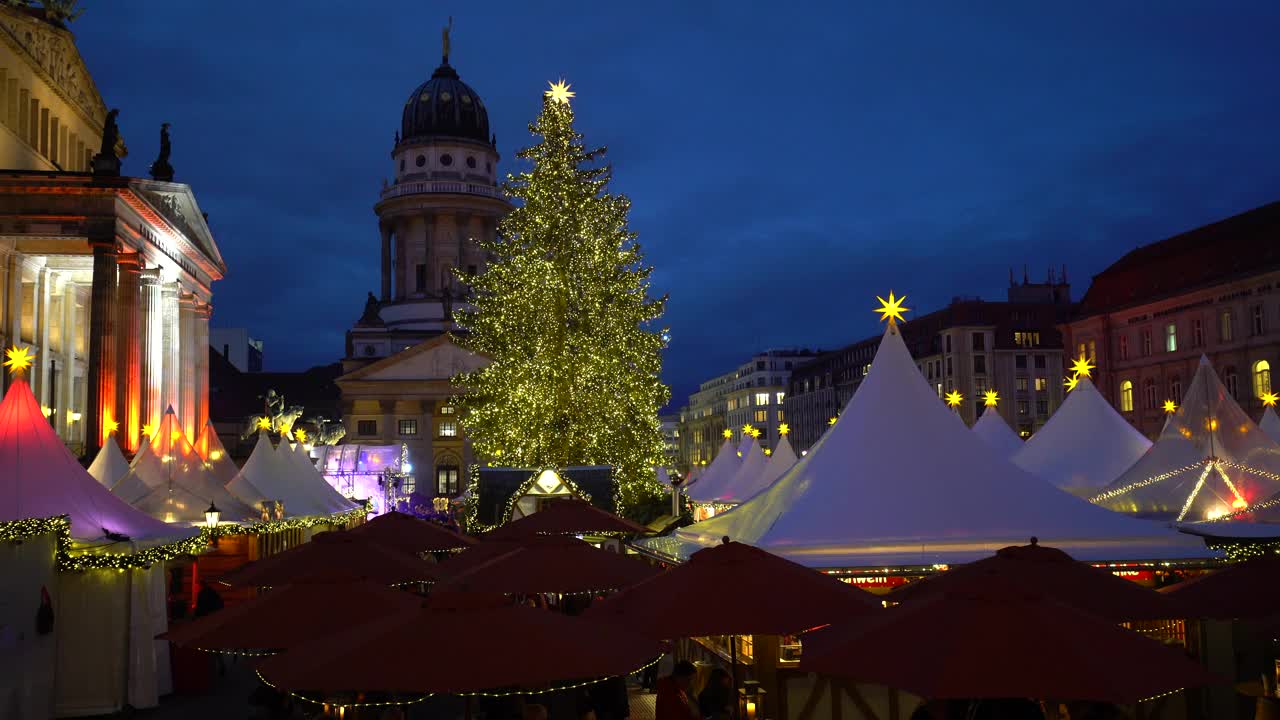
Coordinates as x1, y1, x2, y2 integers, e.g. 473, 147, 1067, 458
379, 180, 504, 201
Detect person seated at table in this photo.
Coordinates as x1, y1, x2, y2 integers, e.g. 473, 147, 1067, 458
698, 668, 733, 720
657, 661, 700, 720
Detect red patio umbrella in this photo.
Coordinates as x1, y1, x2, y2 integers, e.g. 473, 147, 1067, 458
219, 531, 439, 587
801, 580, 1221, 704
486, 499, 650, 538
889, 540, 1182, 621
1160, 554, 1280, 620
435, 537, 661, 595
160, 579, 421, 653
586, 539, 880, 637
433, 533, 570, 579
256, 591, 661, 697
349, 511, 476, 553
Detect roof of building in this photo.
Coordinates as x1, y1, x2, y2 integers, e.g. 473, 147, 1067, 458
401, 62, 492, 145
1075, 201, 1280, 318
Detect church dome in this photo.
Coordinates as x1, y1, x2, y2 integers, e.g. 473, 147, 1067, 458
401, 63, 491, 145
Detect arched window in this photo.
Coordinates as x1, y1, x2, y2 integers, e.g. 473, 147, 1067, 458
1143, 378, 1158, 410
1120, 380, 1134, 413
1254, 360, 1272, 398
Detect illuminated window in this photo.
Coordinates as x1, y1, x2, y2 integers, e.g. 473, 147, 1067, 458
440, 405, 456, 415
727, 398, 737, 411
1165, 323, 1177, 353
1192, 318, 1204, 347
1089, 340, 1096, 360
1077, 342, 1086, 359
398, 419, 418, 436
775, 391, 785, 404
776, 410, 784, 422
1254, 360, 1272, 398
1118, 335, 1128, 360
1221, 310, 1233, 342
1143, 378, 1158, 410
1120, 381, 1134, 413
438, 421, 458, 437
1035, 377, 1047, 392
755, 393, 769, 406
357, 420, 377, 436
1141, 330, 1151, 357
436, 466, 459, 495
754, 410, 767, 423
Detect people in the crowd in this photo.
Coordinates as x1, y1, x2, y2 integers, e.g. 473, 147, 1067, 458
656, 661, 700, 720
697, 668, 734, 720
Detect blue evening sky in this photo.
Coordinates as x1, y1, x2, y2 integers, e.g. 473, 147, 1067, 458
72, 2, 1280, 409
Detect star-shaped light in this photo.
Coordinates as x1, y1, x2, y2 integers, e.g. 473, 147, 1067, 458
778, 423, 790, 436
982, 389, 999, 408
1069, 354, 1095, 379
828, 416, 838, 426
104, 418, 120, 434
141, 422, 157, 438
294, 428, 308, 443
4, 345, 34, 376
874, 291, 909, 325
1064, 374, 1079, 392
1162, 400, 1177, 414
750, 427, 761, 438
545, 79, 575, 105
256, 416, 272, 431
742, 423, 756, 437
1263, 392, 1279, 408
945, 390, 963, 408
763, 448, 772, 456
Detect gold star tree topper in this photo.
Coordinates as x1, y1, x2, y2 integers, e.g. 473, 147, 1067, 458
982, 389, 1000, 408
545, 79, 575, 105
875, 291, 909, 325
1263, 392, 1279, 408
1069, 354, 1095, 378
1162, 400, 1178, 414
945, 390, 963, 408
4, 345, 34, 376
1064, 374, 1079, 392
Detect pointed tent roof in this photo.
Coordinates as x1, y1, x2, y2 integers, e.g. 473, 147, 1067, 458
0, 378, 191, 542
196, 420, 238, 487
229, 433, 355, 518
647, 323, 1208, 568
729, 434, 800, 503
87, 434, 130, 488
1093, 356, 1280, 522
972, 406, 1024, 458
112, 408, 257, 524
1011, 378, 1152, 496
1261, 407, 1280, 445
715, 436, 770, 504
685, 437, 740, 503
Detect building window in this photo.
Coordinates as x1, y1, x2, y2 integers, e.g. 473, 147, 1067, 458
357, 420, 377, 436
1170, 377, 1182, 402
972, 332, 985, 351
440, 405, 455, 414
1192, 318, 1204, 348
1253, 305, 1266, 336
1141, 329, 1152, 357
945, 335, 952, 353
1034, 354, 1046, 370
1089, 340, 1096, 361
438, 420, 458, 437
1036, 400, 1048, 416
755, 392, 770, 406
1221, 310, 1233, 342
776, 410, 784, 422
1119, 381, 1134, 413
1226, 370, 1239, 399
727, 398, 737, 411
1017, 400, 1029, 416
436, 465, 459, 495
1118, 335, 1128, 360
1016, 377, 1028, 392
754, 410, 767, 423
1015, 354, 1027, 369
1143, 378, 1157, 410
1077, 342, 1086, 359
1254, 360, 1272, 398
973, 355, 986, 375
1014, 332, 1040, 347
775, 391, 785, 404
1035, 377, 1048, 392
946, 357, 953, 376
398, 419, 418, 436
1165, 323, 1177, 353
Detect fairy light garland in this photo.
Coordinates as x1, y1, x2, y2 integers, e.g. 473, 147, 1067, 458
1089, 461, 1206, 503
255, 670, 432, 709
465, 467, 593, 533
0, 515, 207, 572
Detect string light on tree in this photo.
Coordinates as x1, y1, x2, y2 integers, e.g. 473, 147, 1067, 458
982, 389, 999, 408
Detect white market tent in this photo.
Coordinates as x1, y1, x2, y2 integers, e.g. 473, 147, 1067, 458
86, 435, 130, 489
1261, 406, 1280, 445
644, 322, 1210, 569
1011, 377, 1152, 497
111, 409, 257, 524
729, 433, 800, 503
195, 420, 238, 487
1092, 356, 1280, 523
229, 433, 356, 518
684, 437, 740, 503
971, 406, 1023, 458
713, 436, 769, 505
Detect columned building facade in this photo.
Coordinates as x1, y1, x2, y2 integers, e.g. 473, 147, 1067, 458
0, 4, 225, 456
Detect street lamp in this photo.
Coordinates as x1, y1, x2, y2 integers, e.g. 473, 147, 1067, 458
205, 501, 220, 529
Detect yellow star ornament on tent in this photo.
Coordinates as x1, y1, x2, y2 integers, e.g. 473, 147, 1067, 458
4, 345, 34, 376
256, 416, 272, 431
294, 428, 308, 443
1163, 400, 1178, 414
828, 416, 838, 426
1069, 354, 1095, 379
545, 79, 575, 105
141, 422, 157, 438
742, 423, 756, 437
778, 423, 790, 436
945, 390, 963, 409
982, 389, 999, 408
875, 291, 909, 325
104, 418, 120, 434
1263, 392, 1279, 408
1064, 374, 1079, 392
722, 428, 733, 440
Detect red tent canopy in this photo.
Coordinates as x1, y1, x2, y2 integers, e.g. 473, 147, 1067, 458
219, 531, 439, 587
257, 591, 661, 695
587, 540, 879, 637
433, 533, 569, 579
486, 499, 650, 538
160, 580, 421, 653
889, 541, 1182, 621
349, 511, 476, 553
802, 581, 1220, 704
1161, 554, 1280, 620
436, 538, 660, 595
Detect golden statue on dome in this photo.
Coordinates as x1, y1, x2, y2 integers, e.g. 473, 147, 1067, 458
442, 16, 453, 63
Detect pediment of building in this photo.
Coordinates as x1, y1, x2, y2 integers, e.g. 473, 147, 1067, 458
340, 335, 489, 383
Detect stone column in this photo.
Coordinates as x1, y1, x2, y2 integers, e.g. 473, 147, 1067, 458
115, 253, 142, 451
380, 399, 396, 444
161, 283, 180, 420
86, 239, 119, 456
380, 223, 392, 301
59, 278, 76, 440
179, 293, 197, 440
139, 269, 163, 431
194, 300, 211, 439
34, 265, 51, 404
394, 218, 408, 301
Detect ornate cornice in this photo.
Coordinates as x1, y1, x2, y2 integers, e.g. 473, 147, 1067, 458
0, 6, 108, 133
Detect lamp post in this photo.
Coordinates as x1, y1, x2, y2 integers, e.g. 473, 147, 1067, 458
205, 502, 220, 529
670, 475, 684, 518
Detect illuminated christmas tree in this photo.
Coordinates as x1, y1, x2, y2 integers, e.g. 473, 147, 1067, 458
453, 80, 669, 519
